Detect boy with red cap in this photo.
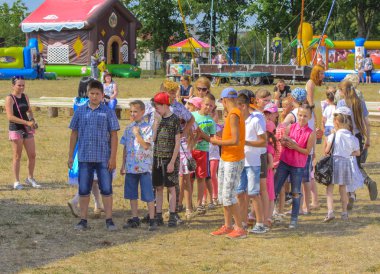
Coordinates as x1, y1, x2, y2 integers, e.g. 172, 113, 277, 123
152, 92, 181, 227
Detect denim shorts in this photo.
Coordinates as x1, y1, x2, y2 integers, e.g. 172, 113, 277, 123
78, 162, 113, 196
302, 155, 312, 182
124, 172, 154, 202
237, 166, 261, 196
324, 126, 334, 137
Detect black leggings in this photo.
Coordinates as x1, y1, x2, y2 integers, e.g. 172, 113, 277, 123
355, 133, 364, 168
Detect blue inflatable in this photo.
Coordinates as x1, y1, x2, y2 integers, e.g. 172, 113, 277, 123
0, 38, 39, 79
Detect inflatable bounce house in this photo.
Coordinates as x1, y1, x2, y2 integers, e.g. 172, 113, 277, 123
20, 0, 142, 78
0, 38, 39, 79
294, 22, 380, 82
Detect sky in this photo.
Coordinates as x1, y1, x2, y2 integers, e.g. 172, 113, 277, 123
1, 0, 44, 11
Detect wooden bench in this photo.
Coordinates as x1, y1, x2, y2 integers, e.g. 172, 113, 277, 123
0, 97, 225, 119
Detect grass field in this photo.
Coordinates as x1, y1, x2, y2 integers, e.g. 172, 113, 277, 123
0, 77, 379, 273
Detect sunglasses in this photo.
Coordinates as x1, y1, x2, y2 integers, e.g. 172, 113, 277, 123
197, 87, 208, 92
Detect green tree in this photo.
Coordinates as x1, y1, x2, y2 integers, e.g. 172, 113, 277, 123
121, 0, 185, 58
0, 0, 28, 46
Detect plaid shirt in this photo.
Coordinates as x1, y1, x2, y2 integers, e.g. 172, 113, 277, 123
69, 103, 120, 163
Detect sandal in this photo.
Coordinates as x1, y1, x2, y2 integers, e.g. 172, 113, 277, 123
322, 214, 335, 223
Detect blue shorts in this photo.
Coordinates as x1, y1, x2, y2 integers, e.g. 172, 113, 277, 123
78, 162, 113, 197
324, 126, 334, 136
302, 155, 312, 182
124, 172, 154, 202
237, 166, 261, 196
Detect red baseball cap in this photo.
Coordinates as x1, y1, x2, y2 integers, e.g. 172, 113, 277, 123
153, 92, 171, 105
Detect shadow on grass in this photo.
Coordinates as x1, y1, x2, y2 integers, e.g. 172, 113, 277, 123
0, 198, 378, 273
0, 199, 177, 274
0, 181, 71, 192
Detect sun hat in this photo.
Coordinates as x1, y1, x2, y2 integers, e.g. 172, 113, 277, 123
185, 97, 203, 109
153, 92, 171, 105
291, 87, 307, 103
334, 106, 352, 116
263, 102, 278, 113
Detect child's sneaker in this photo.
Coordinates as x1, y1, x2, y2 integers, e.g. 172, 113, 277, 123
168, 213, 177, 227
106, 219, 117, 231
250, 224, 267, 234
75, 219, 89, 230
155, 213, 164, 226
207, 203, 216, 210
13, 181, 23, 190
210, 225, 233, 236
226, 227, 247, 239
148, 219, 158, 231
196, 205, 206, 215
341, 212, 349, 221
67, 201, 80, 218
123, 218, 140, 229
322, 212, 335, 223
175, 213, 183, 225
347, 192, 356, 210
289, 220, 298, 229
25, 177, 41, 188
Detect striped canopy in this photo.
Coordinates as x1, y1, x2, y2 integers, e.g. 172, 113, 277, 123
166, 37, 215, 53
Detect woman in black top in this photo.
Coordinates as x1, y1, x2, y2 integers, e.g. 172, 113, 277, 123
178, 75, 193, 104
5, 76, 40, 190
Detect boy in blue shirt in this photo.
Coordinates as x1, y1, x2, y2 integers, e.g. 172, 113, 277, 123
68, 80, 120, 231
120, 100, 156, 231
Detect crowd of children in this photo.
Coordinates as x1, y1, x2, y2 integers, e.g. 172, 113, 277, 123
66, 76, 376, 239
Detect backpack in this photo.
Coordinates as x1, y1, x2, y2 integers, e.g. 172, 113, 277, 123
315, 134, 335, 186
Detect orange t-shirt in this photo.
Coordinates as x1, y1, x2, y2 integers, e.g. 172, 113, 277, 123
221, 108, 245, 162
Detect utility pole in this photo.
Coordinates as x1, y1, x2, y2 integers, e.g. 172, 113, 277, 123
209, 0, 214, 64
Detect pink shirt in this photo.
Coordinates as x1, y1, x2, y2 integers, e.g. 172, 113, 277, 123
280, 123, 312, 168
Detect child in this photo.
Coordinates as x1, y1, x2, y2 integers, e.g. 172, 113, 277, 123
152, 92, 181, 227
236, 91, 267, 234
274, 104, 315, 229
322, 90, 336, 150
161, 80, 195, 223
283, 88, 315, 215
323, 107, 360, 222
97, 57, 107, 83
179, 97, 201, 219
254, 89, 271, 227
266, 120, 277, 226
120, 100, 157, 231
208, 122, 222, 206
191, 93, 216, 215
68, 80, 120, 231
210, 87, 246, 239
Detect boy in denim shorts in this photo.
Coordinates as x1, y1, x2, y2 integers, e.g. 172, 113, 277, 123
152, 92, 181, 227
120, 100, 156, 231
68, 80, 119, 231
210, 87, 246, 239
236, 91, 267, 234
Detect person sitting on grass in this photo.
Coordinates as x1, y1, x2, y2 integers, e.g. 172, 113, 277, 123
68, 80, 119, 231
152, 92, 181, 227
120, 100, 157, 231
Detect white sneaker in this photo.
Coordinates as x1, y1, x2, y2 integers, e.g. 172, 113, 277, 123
25, 177, 41, 188
13, 181, 23, 190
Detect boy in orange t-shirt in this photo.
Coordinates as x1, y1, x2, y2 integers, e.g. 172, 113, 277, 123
210, 87, 246, 239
